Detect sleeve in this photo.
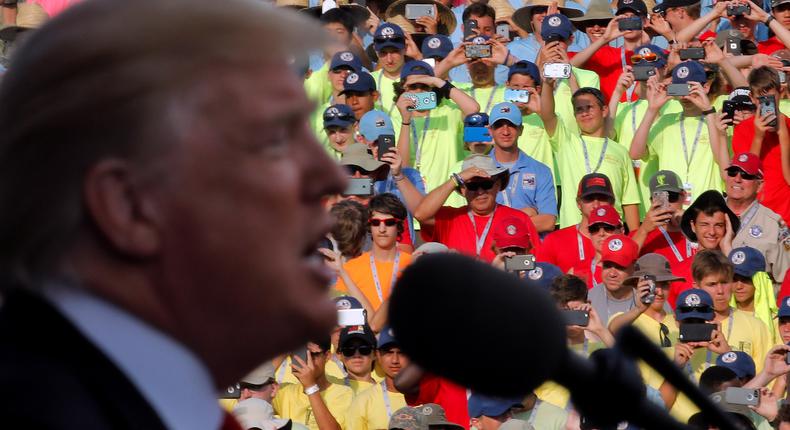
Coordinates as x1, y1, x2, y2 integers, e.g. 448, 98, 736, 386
534, 232, 558, 265
548, 116, 567, 153
731, 120, 752, 155
535, 164, 559, 216
645, 115, 665, 161
405, 169, 426, 195
619, 149, 642, 206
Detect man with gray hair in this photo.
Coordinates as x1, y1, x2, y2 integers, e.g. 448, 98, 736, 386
0, 0, 345, 428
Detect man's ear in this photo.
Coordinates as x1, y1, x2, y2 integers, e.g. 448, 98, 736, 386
82, 159, 161, 258
373, 91, 380, 102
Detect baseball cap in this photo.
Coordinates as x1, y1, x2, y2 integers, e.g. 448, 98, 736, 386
401, 60, 435, 80
633, 44, 667, 69
778, 296, 790, 318
729, 246, 766, 278
414, 242, 450, 255
524, 262, 563, 291
378, 325, 399, 349
616, 0, 647, 16
465, 112, 490, 127
675, 288, 715, 321
334, 295, 364, 310
489, 102, 522, 127
374, 23, 406, 51
577, 173, 615, 199
323, 104, 356, 129
728, 87, 756, 110
671, 61, 707, 84
773, 0, 790, 8
419, 403, 464, 430
340, 71, 377, 95
727, 152, 764, 178
715, 351, 756, 379
600, 234, 638, 267
625, 253, 685, 285
653, 0, 700, 14
421, 35, 453, 60
507, 60, 542, 85
339, 324, 376, 349
588, 204, 622, 227
359, 109, 396, 141
240, 362, 276, 385
467, 393, 523, 418
461, 154, 509, 179
492, 216, 532, 249
389, 407, 428, 430
330, 51, 362, 73
540, 13, 573, 42
649, 170, 683, 193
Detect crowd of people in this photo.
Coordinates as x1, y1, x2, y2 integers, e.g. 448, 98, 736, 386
9, 0, 790, 428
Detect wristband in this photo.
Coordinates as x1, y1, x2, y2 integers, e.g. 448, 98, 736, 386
402, 121, 411, 126
440, 80, 455, 98
393, 173, 405, 182
451, 173, 465, 190
766, 15, 775, 25
701, 107, 716, 116
304, 384, 320, 396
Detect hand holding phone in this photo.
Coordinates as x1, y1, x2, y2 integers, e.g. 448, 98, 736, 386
640, 275, 656, 305
376, 135, 395, 161
562, 309, 590, 326
759, 95, 778, 128
678, 322, 716, 342
504, 254, 536, 272
679, 48, 705, 60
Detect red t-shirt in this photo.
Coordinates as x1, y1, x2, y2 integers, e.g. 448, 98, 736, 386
536, 224, 594, 273
698, 30, 717, 42
633, 228, 696, 308
732, 117, 790, 224
405, 374, 470, 430
431, 205, 540, 262
571, 258, 603, 289
570, 46, 634, 104
758, 36, 786, 55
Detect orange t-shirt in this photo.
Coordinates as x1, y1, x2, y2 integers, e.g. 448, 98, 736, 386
335, 251, 412, 310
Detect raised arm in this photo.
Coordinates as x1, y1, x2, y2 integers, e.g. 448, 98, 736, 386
675, 0, 730, 43
608, 68, 635, 139
413, 166, 483, 225
629, 75, 668, 160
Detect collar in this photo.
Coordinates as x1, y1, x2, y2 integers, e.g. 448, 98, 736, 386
43, 284, 222, 430
491, 148, 530, 171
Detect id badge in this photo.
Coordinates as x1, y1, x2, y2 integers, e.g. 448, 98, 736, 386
683, 183, 693, 205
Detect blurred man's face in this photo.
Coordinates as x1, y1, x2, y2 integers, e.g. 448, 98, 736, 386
324, 22, 353, 45
577, 194, 615, 219
490, 120, 521, 149
691, 212, 726, 250
601, 261, 634, 293
325, 125, 355, 153
340, 339, 375, 377
468, 60, 495, 84
779, 317, 790, 343
725, 168, 761, 202
345, 91, 378, 120
696, 273, 732, 312
329, 67, 353, 92
379, 47, 405, 73
774, 3, 790, 29
377, 346, 410, 378
462, 178, 501, 214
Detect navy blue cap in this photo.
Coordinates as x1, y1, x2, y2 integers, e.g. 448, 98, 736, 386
323, 104, 356, 129
377, 325, 399, 349
340, 71, 377, 95
330, 51, 362, 73
715, 351, 756, 379
400, 60, 435, 80
616, 0, 648, 16
540, 14, 573, 42
334, 295, 364, 310
524, 262, 563, 291
374, 23, 406, 51
779, 296, 790, 318
507, 60, 542, 86
675, 289, 715, 321
421, 34, 453, 60
729, 246, 766, 278
467, 393, 523, 418
464, 112, 489, 127
671, 61, 707, 84
633, 44, 667, 69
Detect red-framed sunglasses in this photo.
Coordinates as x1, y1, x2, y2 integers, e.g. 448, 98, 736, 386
368, 218, 402, 227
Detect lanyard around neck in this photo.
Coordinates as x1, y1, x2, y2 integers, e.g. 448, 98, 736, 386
579, 135, 608, 174
468, 207, 497, 256
369, 251, 401, 302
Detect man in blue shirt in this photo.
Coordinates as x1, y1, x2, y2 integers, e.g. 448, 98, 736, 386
509, 0, 588, 62
488, 102, 558, 233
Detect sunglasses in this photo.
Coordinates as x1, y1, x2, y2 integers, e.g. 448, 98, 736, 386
677, 305, 713, 314
369, 218, 401, 227
659, 323, 672, 347
340, 345, 374, 357
324, 113, 355, 122
727, 168, 760, 181
631, 53, 658, 63
580, 194, 613, 203
330, 67, 353, 75
666, 191, 681, 203
375, 36, 405, 43
465, 180, 497, 191
588, 223, 618, 234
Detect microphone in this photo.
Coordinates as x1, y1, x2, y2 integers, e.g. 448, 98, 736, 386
389, 254, 739, 430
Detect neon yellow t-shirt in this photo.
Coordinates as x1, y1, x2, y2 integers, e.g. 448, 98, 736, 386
645, 112, 724, 203
518, 113, 557, 185
781, 99, 790, 116
552, 67, 601, 137
535, 340, 606, 409
456, 83, 506, 116
371, 69, 404, 127
613, 99, 657, 218
551, 119, 640, 228
512, 400, 568, 430
721, 309, 771, 374
273, 382, 354, 430
345, 381, 408, 430
305, 62, 332, 106
406, 100, 466, 192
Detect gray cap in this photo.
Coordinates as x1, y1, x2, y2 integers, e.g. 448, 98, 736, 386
414, 242, 449, 256
649, 170, 683, 193
240, 362, 276, 385
419, 404, 464, 430
461, 154, 509, 179
233, 398, 290, 430
389, 407, 429, 430
499, 419, 535, 430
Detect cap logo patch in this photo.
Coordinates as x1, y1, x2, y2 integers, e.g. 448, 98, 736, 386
422, 406, 433, 415
337, 299, 351, 309
731, 251, 746, 265
638, 47, 651, 55
506, 224, 517, 235
428, 37, 441, 49
327, 107, 340, 115
528, 266, 543, 280
685, 293, 701, 306
623, 0, 634, 4
677, 66, 690, 79
785, 297, 790, 307
500, 106, 511, 113
388, 328, 394, 337
349, 325, 365, 334
722, 351, 737, 363
596, 208, 606, 216
738, 154, 749, 162
548, 16, 561, 27
375, 118, 386, 127
732, 88, 751, 97
381, 26, 395, 36
340, 52, 354, 62
346, 73, 359, 84
472, 36, 486, 45
471, 114, 481, 122
608, 238, 623, 251
656, 174, 666, 186
749, 225, 763, 238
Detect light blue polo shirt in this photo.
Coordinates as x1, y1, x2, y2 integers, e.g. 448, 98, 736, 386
490, 150, 557, 216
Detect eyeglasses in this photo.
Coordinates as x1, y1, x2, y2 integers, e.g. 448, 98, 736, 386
659, 323, 672, 347
369, 218, 401, 227
465, 180, 497, 191
631, 53, 658, 63
727, 168, 760, 181
588, 223, 618, 234
340, 345, 374, 357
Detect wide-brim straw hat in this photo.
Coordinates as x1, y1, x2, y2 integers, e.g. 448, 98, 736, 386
489, 0, 516, 22
276, 0, 310, 9
385, 0, 457, 35
513, 0, 584, 33
0, 2, 49, 42
569, 0, 614, 22
303, 0, 371, 25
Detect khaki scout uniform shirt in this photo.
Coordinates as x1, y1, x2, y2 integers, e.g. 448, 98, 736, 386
732, 200, 790, 286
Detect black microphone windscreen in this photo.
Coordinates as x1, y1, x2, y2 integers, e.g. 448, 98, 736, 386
389, 253, 567, 396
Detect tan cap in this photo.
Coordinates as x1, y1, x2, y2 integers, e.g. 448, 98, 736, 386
240, 362, 276, 385
489, 0, 516, 22
513, 0, 584, 33
461, 154, 509, 178
385, 0, 457, 35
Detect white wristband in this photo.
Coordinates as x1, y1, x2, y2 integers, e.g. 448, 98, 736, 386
304, 384, 320, 396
